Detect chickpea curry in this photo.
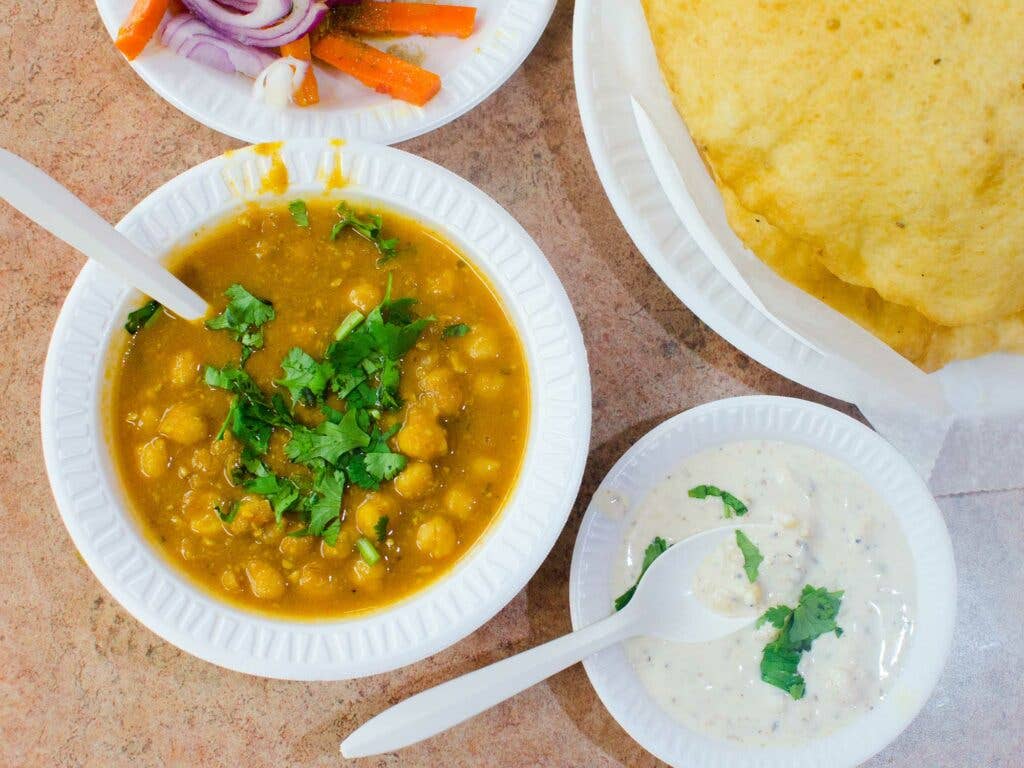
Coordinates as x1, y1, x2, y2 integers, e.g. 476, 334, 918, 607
110, 199, 529, 619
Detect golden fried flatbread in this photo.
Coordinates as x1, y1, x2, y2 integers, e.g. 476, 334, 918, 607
643, 0, 1024, 326
721, 184, 1024, 372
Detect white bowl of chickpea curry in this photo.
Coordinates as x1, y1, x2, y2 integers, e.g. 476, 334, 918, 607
42, 141, 590, 678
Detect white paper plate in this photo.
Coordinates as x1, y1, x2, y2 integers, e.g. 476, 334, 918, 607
41, 139, 590, 680
95, 0, 555, 144
573, 0, 854, 401
569, 396, 956, 768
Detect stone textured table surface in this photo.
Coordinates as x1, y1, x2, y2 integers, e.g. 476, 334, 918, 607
2, 2, 1021, 766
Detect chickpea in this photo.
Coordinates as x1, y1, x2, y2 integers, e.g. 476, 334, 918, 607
190, 448, 214, 474
220, 568, 242, 592
348, 281, 381, 313
356, 494, 398, 537
472, 372, 506, 399
296, 562, 334, 596
466, 326, 500, 360
349, 558, 383, 591
279, 535, 313, 558
137, 437, 169, 478
426, 269, 457, 297
419, 368, 464, 417
396, 405, 448, 460
159, 403, 208, 445
443, 484, 477, 520
182, 489, 219, 523
229, 496, 274, 536
245, 559, 285, 600
393, 461, 434, 500
170, 350, 198, 386
470, 457, 501, 478
416, 517, 457, 559
189, 510, 223, 537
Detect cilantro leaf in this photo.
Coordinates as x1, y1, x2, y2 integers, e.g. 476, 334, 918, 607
277, 347, 332, 407
688, 484, 748, 517
205, 284, 275, 363
244, 472, 300, 523
300, 470, 345, 539
761, 636, 806, 700
789, 585, 845, 645
124, 300, 161, 334
215, 501, 239, 523
442, 323, 471, 339
755, 605, 793, 630
331, 202, 399, 262
735, 529, 763, 583
755, 584, 844, 700
285, 407, 370, 465
374, 515, 389, 543
288, 199, 310, 228
364, 451, 407, 482
614, 536, 669, 611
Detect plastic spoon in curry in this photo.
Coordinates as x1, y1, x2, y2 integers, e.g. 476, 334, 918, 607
0, 148, 207, 320
341, 525, 764, 758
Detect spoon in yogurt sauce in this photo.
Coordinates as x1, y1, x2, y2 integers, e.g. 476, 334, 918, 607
341, 525, 766, 758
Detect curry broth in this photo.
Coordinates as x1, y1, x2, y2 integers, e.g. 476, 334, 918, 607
110, 199, 529, 619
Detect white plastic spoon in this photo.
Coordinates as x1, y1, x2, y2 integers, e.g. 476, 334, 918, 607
0, 148, 207, 320
341, 525, 762, 758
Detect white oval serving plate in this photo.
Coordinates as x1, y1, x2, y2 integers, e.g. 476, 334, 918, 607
573, 0, 853, 401
95, 0, 555, 144
569, 396, 956, 768
41, 139, 590, 680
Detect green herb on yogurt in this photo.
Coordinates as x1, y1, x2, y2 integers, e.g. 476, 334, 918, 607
756, 584, 845, 700
735, 529, 763, 582
613, 536, 669, 611
688, 484, 748, 517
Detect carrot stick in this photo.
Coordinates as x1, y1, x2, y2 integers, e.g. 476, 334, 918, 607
280, 35, 320, 107
115, 0, 171, 60
335, 2, 477, 39
312, 33, 441, 107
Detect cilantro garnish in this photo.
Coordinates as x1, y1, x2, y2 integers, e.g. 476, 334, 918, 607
442, 323, 471, 339
288, 199, 310, 228
374, 515, 389, 543
244, 471, 300, 523
277, 347, 332, 407
688, 484, 748, 517
124, 299, 161, 334
755, 585, 844, 699
203, 272, 431, 548
331, 202, 400, 263
735, 529, 763, 583
614, 536, 669, 611
215, 501, 239, 523
285, 409, 371, 465
205, 284, 275, 364
356, 536, 381, 565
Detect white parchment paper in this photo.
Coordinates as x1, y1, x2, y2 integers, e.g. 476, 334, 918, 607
609, 0, 1024, 494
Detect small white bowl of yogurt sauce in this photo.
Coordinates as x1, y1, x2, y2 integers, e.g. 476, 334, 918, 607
569, 396, 955, 767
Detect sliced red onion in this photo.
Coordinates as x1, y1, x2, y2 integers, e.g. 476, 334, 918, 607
162, 13, 276, 78
180, 0, 329, 47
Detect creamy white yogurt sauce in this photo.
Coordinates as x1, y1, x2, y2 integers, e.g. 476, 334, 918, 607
613, 440, 915, 746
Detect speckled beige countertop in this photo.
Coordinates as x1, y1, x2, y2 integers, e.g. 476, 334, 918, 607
2, 2, 1022, 766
